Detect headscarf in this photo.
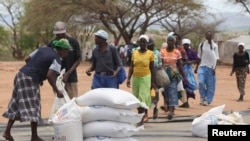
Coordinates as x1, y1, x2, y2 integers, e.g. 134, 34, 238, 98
166, 35, 176, 42
238, 42, 245, 47
139, 34, 149, 42
182, 39, 191, 45
53, 39, 70, 49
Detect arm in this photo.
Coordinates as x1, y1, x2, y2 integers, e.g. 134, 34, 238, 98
230, 54, 236, 76
150, 61, 156, 89
86, 49, 96, 76
213, 43, 220, 75
194, 44, 202, 73
63, 39, 81, 82
47, 69, 64, 98
63, 58, 81, 82
126, 61, 134, 88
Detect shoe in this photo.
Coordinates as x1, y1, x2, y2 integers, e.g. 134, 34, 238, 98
237, 95, 243, 102
136, 121, 144, 127
153, 107, 158, 119
167, 114, 173, 120
203, 101, 208, 106
3, 134, 14, 141
237, 98, 243, 102
179, 102, 189, 108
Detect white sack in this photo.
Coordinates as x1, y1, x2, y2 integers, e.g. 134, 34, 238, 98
82, 121, 144, 138
76, 88, 147, 109
191, 104, 225, 138
48, 69, 71, 124
53, 98, 83, 141
217, 112, 246, 125
79, 105, 144, 124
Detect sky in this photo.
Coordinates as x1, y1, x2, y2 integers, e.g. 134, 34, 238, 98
202, 0, 244, 14
0, 0, 247, 27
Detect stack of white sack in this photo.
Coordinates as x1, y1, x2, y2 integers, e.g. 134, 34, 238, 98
52, 98, 83, 141
191, 104, 247, 138
76, 88, 146, 141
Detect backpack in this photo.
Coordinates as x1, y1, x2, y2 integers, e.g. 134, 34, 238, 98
110, 46, 127, 84
200, 42, 215, 57
126, 44, 134, 58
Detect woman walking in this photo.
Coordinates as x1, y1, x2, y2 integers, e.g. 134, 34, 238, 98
230, 42, 249, 101
160, 35, 184, 120
126, 35, 155, 126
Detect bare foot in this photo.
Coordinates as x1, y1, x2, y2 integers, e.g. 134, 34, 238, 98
3, 133, 14, 141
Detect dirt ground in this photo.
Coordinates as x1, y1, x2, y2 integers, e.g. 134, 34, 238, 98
0, 61, 250, 123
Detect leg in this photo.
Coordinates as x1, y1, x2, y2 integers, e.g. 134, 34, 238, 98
3, 119, 15, 141
165, 78, 178, 120
153, 90, 159, 119
65, 83, 78, 99
31, 122, 44, 141
137, 107, 145, 126
161, 88, 169, 113
144, 109, 149, 122
198, 67, 207, 105
236, 69, 246, 101
179, 90, 189, 108
206, 69, 216, 104
167, 106, 175, 120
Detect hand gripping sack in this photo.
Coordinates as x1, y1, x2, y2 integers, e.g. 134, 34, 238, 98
48, 69, 70, 124
155, 68, 170, 87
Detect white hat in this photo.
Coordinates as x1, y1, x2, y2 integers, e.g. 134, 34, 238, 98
182, 39, 191, 45
95, 30, 109, 40
166, 32, 175, 41
238, 42, 245, 47
168, 32, 175, 37
139, 34, 149, 42
53, 21, 66, 34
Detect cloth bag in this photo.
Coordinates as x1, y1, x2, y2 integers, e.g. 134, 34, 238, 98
155, 68, 170, 87
117, 66, 127, 84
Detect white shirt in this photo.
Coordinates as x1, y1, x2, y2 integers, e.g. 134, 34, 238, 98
197, 40, 219, 69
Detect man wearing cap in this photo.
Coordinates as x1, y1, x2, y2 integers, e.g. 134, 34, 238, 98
86, 29, 122, 89
48, 21, 81, 99
2, 39, 70, 141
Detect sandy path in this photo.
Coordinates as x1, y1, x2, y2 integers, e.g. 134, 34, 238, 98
0, 61, 250, 123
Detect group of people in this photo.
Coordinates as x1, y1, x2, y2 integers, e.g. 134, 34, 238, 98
2, 19, 248, 140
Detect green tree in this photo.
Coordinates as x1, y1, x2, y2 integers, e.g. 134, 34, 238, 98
0, 0, 33, 60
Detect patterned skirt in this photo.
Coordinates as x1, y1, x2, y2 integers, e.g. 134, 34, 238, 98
2, 71, 41, 122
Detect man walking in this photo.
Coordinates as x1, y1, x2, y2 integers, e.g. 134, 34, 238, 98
196, 31, 219, 106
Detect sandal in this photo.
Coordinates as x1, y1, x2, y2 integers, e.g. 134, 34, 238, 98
143, 115, 149, 122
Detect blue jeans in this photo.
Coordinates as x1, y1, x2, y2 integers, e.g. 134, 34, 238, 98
198, 66, 216, 104
91, 73, 118, 89
163, 77, 178, 106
